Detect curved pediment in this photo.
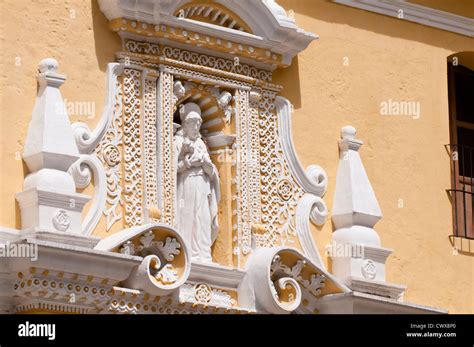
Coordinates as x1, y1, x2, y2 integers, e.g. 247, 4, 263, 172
174, 2, 253, 34
98, 0, 318, 68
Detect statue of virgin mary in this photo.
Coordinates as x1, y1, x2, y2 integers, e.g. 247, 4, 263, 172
174, 102, 220, 263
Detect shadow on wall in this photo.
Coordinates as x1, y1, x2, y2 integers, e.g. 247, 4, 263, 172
91, 0, 122, 72
276, 0, 473, 50
272, 56, 302, 109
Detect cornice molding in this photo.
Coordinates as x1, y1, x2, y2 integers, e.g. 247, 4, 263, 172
334, 0, 474, 37
98, 0, 318, 68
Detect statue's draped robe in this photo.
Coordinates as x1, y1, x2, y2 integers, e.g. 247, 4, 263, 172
174, 133, 220, 262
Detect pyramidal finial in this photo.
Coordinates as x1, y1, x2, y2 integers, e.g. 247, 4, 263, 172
22, 58, 79, 173
332, 126, 382, 240
16, 59, 90, 236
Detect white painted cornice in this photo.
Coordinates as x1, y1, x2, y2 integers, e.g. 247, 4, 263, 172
188, 262, 246, 289
334, 0, 474, 37
98, 0, 318, 66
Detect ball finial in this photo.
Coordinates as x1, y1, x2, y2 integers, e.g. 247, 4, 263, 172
341, 126, 356, 140
38, 58, 58, 73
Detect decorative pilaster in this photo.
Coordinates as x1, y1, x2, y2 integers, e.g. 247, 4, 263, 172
233, 89, 252, 267
122, 68, 144, 227
157, 70, 175, 225
330, 126, 406, 301
15, 59, 91, 238
142, 72, 160, 223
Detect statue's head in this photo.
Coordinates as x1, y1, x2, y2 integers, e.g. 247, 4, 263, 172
180, 102, 202, 139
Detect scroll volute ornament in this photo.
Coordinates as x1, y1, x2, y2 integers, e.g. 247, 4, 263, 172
241, 247, 349, 314
95, 223, 191, 296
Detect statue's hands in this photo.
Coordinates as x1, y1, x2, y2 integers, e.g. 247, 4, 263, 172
183, 156, 193, 169
190, 158, 204, 167
186, 154, 204, 167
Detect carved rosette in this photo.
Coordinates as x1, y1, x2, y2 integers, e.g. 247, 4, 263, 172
179, 283, 237, 308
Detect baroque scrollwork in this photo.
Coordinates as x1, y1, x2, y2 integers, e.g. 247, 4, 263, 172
67, 63, 124, 234
125, 232, 182, 284
271, 255, 326, 297
242, 247, 348, 314
68, 154, 107, 235
275, 96, 328, 197
93, 68, 125, 232
72, 63, 124, 154
95, 223, 191, 296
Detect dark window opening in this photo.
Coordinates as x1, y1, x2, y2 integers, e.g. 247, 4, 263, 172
447, 60, 474, 240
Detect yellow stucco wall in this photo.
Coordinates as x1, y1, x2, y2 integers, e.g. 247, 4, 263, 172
273, 0, 474, 313
0, 0, 473, 313
0, 0, 121, 232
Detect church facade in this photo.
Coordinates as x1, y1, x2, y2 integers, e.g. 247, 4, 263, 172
0, 0, 473, 314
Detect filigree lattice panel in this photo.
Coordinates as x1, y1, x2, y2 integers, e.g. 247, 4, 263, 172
233, 89, 264, 266
143, 77, 159, 221
234, 89, 252, 262
248, 92, 262, 226
158, 72, 175, 225
124, 39, 272, 82
123, 68, 144, 227
258, 90, 304, 247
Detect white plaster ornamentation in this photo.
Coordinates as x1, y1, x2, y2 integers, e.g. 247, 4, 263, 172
98, 0, 318, 68
361, 259, 377, 280
143, 72, 159, 223
68, 154, 107, 235
216, 91, 234, 125
52, 209, 71, 231
173, 80, 186, 105
179, 283, 236, 308
72, 63, 124, 154
16, 58, 91, 235
71, 63, 124, 232
123, 68, 144, 228
274, 96, 329, 268
257, 91, 320, 251
240, 247, 349, 314
0, 0, 447, 316
95, 223, 191, 296
194, 283, 213, 303
330, 126, 406, 299
157, 71, 176, 225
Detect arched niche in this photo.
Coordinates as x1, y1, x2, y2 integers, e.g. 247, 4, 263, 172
172, 80, 237, 266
